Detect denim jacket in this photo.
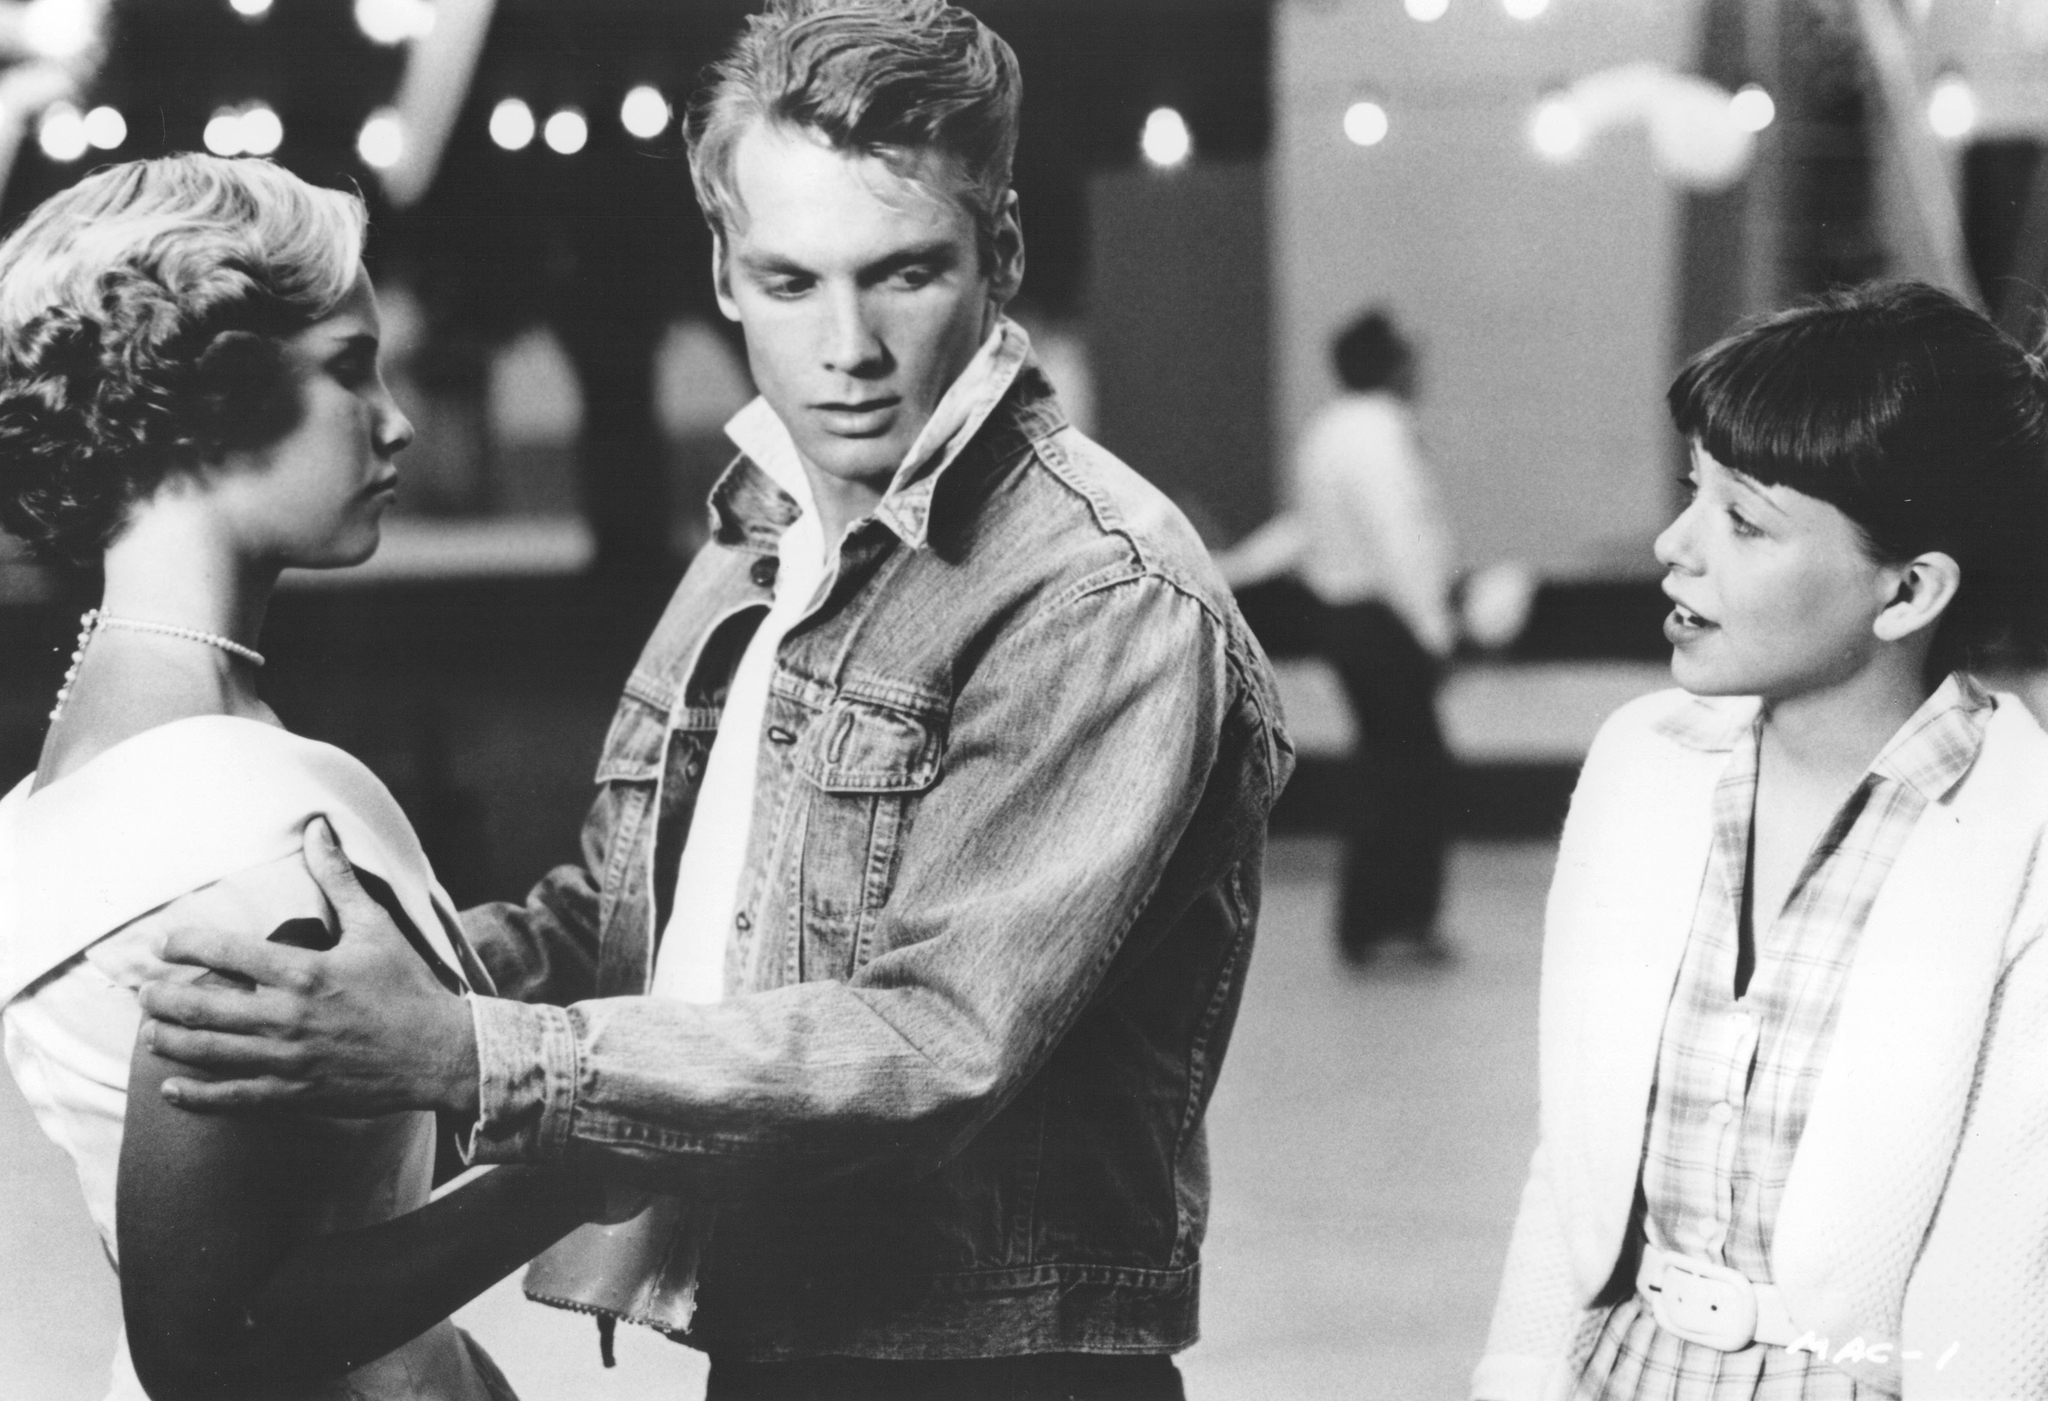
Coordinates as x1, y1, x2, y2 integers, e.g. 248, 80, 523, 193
460, 345, 1293, 1361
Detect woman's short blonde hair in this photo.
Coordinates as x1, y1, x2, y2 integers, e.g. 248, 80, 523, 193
0, 155, 366, 564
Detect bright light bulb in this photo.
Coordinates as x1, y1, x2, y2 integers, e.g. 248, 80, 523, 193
354, 0, 434, 46
1729, 84, 1775, 134
24, 0, 97, 60
489, 97, 535, 151
620, 85, 670, 140
1343, 101, 1389, 147
1927, 74, 1977, 141
228, 0, 272, 15
37, 102, 87, 163
358, 109, 404, 169
1404, 0, 1450, 20
203, 107, 246, 157
1530, 96, 1585, 161
543, 107, 588, 155
1140, 107, 1191, 169
240, 104, 283, 156
1503, 0, 1549, 18
83, 105, 125, 150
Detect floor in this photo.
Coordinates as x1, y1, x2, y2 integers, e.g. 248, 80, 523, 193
0, 836, 1552, 1400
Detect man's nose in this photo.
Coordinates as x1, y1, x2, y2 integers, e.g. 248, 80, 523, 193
821, 286, 887, 377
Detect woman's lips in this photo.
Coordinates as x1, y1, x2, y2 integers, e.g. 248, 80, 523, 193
1663, 602, 1716, 644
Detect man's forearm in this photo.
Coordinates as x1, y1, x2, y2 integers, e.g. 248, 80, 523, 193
462, 981, 1011, 1186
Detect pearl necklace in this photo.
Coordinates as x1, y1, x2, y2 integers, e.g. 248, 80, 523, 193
49, 609, 267, 723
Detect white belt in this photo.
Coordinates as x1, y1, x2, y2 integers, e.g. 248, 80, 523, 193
1637, 1243, 1800, 1351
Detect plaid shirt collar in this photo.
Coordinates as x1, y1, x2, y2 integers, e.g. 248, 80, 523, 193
1653, 672, 1995, 803
1868, 671, 1994, 803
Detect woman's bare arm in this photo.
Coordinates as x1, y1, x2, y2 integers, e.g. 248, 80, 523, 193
116, 1016, 606, 1401
114, 843, 618, 1401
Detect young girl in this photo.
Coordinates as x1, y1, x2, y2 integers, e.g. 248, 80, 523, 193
1475, 281, 2048, 1400
0, 157, 624, 1401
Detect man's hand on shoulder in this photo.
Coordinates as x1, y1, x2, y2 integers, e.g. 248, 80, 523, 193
137, 817, 481, 1119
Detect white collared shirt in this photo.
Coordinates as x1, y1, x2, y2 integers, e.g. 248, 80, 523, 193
648, 321, 1016, 1003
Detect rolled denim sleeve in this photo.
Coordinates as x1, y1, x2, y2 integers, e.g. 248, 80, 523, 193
465, 570, 1266, 1185
465, 993, 582, 1161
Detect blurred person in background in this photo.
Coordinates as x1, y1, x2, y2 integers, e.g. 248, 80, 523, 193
1476, 282, 2048, 1401
133, 4, 1292, 1399
0, 156, 632, 1401
1220, 307, 1457, 964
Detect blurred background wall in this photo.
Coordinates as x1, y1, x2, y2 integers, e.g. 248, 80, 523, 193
1276, 0, 1690, 576
2, 0, 2047, 878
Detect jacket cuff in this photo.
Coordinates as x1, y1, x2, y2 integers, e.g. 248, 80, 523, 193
461, 993, 579, 1164
1471, 1351, 1559, 1401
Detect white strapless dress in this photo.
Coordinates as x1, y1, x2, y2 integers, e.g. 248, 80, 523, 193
0, 716, 513, 1401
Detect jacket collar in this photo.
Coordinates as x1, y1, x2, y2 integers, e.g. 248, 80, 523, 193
708, 317, 1036, 554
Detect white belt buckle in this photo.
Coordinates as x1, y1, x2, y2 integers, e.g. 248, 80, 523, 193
1645, 1252, 1758, 1351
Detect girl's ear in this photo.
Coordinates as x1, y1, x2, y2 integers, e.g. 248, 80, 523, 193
1873, 551, 1962, 643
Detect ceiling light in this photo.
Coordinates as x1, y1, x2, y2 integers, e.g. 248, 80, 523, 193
1343, 101, 1389, 147
83, 104, 125, 150
239, 103, 282, 156
37, 102, 87, 163
543, 107, 588, 156
489, 97, 535, 151
1530, 95, 1585, 161
1141, 107, 1191, 169
1927, 74, 1977, 141
1728, 84, 1774, 134
358, 109, 404, 169
354, 0, 434, 46
620, 85, 669, 140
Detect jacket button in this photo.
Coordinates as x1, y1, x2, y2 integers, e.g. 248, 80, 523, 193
766, 726, 796, 746
735, 912, 752, 931
750, 557, 778, 588
684, 758, 704, 783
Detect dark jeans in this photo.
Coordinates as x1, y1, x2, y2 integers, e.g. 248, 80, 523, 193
1236, 579, 1449, 952
704, 1353, 1186, 1401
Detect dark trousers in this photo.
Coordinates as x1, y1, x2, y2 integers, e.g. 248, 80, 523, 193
704, 1353, 1186, 1401
1236, 580, 1450, 953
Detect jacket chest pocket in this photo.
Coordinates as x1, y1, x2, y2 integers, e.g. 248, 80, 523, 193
590, 689, 697, 993
794, 694, 945, 979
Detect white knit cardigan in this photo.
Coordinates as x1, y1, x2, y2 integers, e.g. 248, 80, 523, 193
1473, 688, 2048, 1401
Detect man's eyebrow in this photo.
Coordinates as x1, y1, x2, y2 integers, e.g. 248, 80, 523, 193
736, 250, 815, 277
858, 241, 959, 277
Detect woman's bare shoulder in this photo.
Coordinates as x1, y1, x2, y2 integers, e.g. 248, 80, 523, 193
87, 853, 331, 991
34, 648, 276, 792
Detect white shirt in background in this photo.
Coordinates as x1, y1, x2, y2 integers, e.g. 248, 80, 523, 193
1218, 391, 1458, 658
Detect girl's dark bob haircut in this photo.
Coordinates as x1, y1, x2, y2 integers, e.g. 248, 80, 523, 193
1668, 279, 2048, 675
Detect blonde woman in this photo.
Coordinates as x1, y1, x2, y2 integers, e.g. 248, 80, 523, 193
0, 157, 620, 1401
